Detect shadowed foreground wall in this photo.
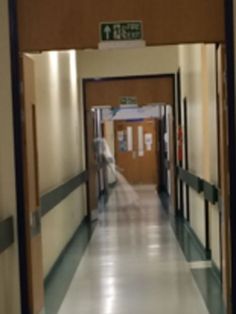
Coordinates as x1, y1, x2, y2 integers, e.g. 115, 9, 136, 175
0, 0, 21, 313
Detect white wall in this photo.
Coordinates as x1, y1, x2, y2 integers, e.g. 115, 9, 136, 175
32, 51, 87, 276
0, 0, 21, 313
179, 44, 220, 268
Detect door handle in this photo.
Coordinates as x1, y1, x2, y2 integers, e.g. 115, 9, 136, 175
30, 210, 42, 237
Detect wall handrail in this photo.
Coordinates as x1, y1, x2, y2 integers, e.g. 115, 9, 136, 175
40, 170, 88, 217
176, 166, 219, 205
203, 181, 219, 205
177, 166, 203, 193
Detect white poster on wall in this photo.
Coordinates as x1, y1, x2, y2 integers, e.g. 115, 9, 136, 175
118, 131, 124, 141
138, 126, 144, 156
145, 133, 153, 151
127, 126, 133, 151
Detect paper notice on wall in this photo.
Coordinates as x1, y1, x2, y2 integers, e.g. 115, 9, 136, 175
117, 130, 127, 152
139, 150, 144, 157
145, 133, 153, 151
127, 126, 133, 151
118, 131, 124, 141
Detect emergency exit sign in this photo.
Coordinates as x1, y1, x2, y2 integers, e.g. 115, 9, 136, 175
100, 21, 143, 41
120, 97, 138, 105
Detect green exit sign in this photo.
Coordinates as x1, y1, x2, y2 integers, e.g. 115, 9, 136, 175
120, 97, 138, 105
100, 21, 143, 41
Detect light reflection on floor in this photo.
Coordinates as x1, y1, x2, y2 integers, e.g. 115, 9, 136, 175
58, 185, 209, 314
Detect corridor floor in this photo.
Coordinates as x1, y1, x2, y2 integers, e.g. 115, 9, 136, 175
58, 185, 209, 314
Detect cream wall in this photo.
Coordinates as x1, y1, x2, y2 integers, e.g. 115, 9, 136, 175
179, 44, 205, 245
41, 186, 86, 275
32, 51, 87, 276
77, 46, 179, 78
0, 0, 21, 313
179, 44, 220, 268
179, 45, 204, 176
33, 51, 85, 192
205, 46, 220, 269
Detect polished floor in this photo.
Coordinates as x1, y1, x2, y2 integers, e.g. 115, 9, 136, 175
58, 185, 209, 314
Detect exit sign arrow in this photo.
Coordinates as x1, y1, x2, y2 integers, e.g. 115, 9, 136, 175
104, 25, 112, 40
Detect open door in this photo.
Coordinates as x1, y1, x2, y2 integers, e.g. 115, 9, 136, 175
22, 56, 44, 314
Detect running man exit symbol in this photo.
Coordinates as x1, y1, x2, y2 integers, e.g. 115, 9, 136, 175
100, 21, 143, 41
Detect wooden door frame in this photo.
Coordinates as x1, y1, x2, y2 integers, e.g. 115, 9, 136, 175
21, 56, 44, 314
82, 83, 96, 220
224, 0, 236, 312
183, 98, 190, 222
82, 74, 177, 213
216, 44, 231, 310
167, 106, 178, 214
155, 119, 161, 190
215, 43, 224, 285
177, 69, 184, 218
159, 105, 169, 193
9, 0, 236, 306
83, 73, 175, 107
8, 1, 31, 313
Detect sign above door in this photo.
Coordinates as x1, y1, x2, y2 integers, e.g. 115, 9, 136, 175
120, 96, 138, 105
100, 21, 143, 41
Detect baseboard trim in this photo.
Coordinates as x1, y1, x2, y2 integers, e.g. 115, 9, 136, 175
212, 261, 222, 285
191, 266, 225, 314
45, 215, 91, 285
44, 214, 96, 313
183, 220, 212, 260
160, 193, 211, 262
